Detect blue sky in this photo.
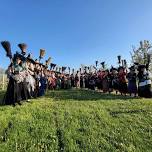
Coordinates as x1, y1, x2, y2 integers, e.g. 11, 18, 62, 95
0, 0, 152, 69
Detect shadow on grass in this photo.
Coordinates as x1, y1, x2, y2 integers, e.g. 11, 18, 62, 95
45, 89, 138, 101
109, 109, 147, 117
0, 89, 140, 106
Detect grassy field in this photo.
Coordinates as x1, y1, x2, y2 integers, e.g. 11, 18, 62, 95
0, 89, 152, 152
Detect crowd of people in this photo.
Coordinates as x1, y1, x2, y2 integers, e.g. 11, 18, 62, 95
1, 41, 152, 106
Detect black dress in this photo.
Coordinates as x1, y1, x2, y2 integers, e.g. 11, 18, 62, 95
80, 76, 84, 88
138, 71, 152, 98
3, 76, 15, 105
127, 73, 137, 94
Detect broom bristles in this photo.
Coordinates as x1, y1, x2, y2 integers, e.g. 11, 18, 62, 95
18, 43, 27, 51
95, 61, 98, 67
62, 67, 67, 72
1, 41, 12, 58
39, 49, 45, 58
101, 62, 105, 69
47, 57, 51, 65
117, 55, 121, 64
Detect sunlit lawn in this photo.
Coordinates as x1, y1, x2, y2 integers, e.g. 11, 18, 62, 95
0, 89, 152, 152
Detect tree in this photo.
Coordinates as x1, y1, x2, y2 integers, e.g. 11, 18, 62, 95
130, 40, 152, 71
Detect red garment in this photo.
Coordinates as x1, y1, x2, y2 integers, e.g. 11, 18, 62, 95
118, 72, 127, 83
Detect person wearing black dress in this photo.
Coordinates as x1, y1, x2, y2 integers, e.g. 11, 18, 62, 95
137, 65, 152, 98
109, 68, 119, 94
127, 66, 138, 97
118, 67, 128, 95
80, 74, 84, 88
3, 64, 14, 105
70, 74, 75, 88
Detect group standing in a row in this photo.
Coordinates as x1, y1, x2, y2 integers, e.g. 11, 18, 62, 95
1, 41, 152, 106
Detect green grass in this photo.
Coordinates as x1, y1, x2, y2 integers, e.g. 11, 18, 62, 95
0, 89, 152, 152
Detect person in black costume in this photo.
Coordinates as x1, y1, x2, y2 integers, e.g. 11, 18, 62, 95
137, 65, 152, 98
80, 74, 84, 88
70, 74, 75, 87
13, 55, 28, 104
4, 54, 29, 105
3, 64, 14, 105
109, 68, 119, 94
127, 66, 138, 97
